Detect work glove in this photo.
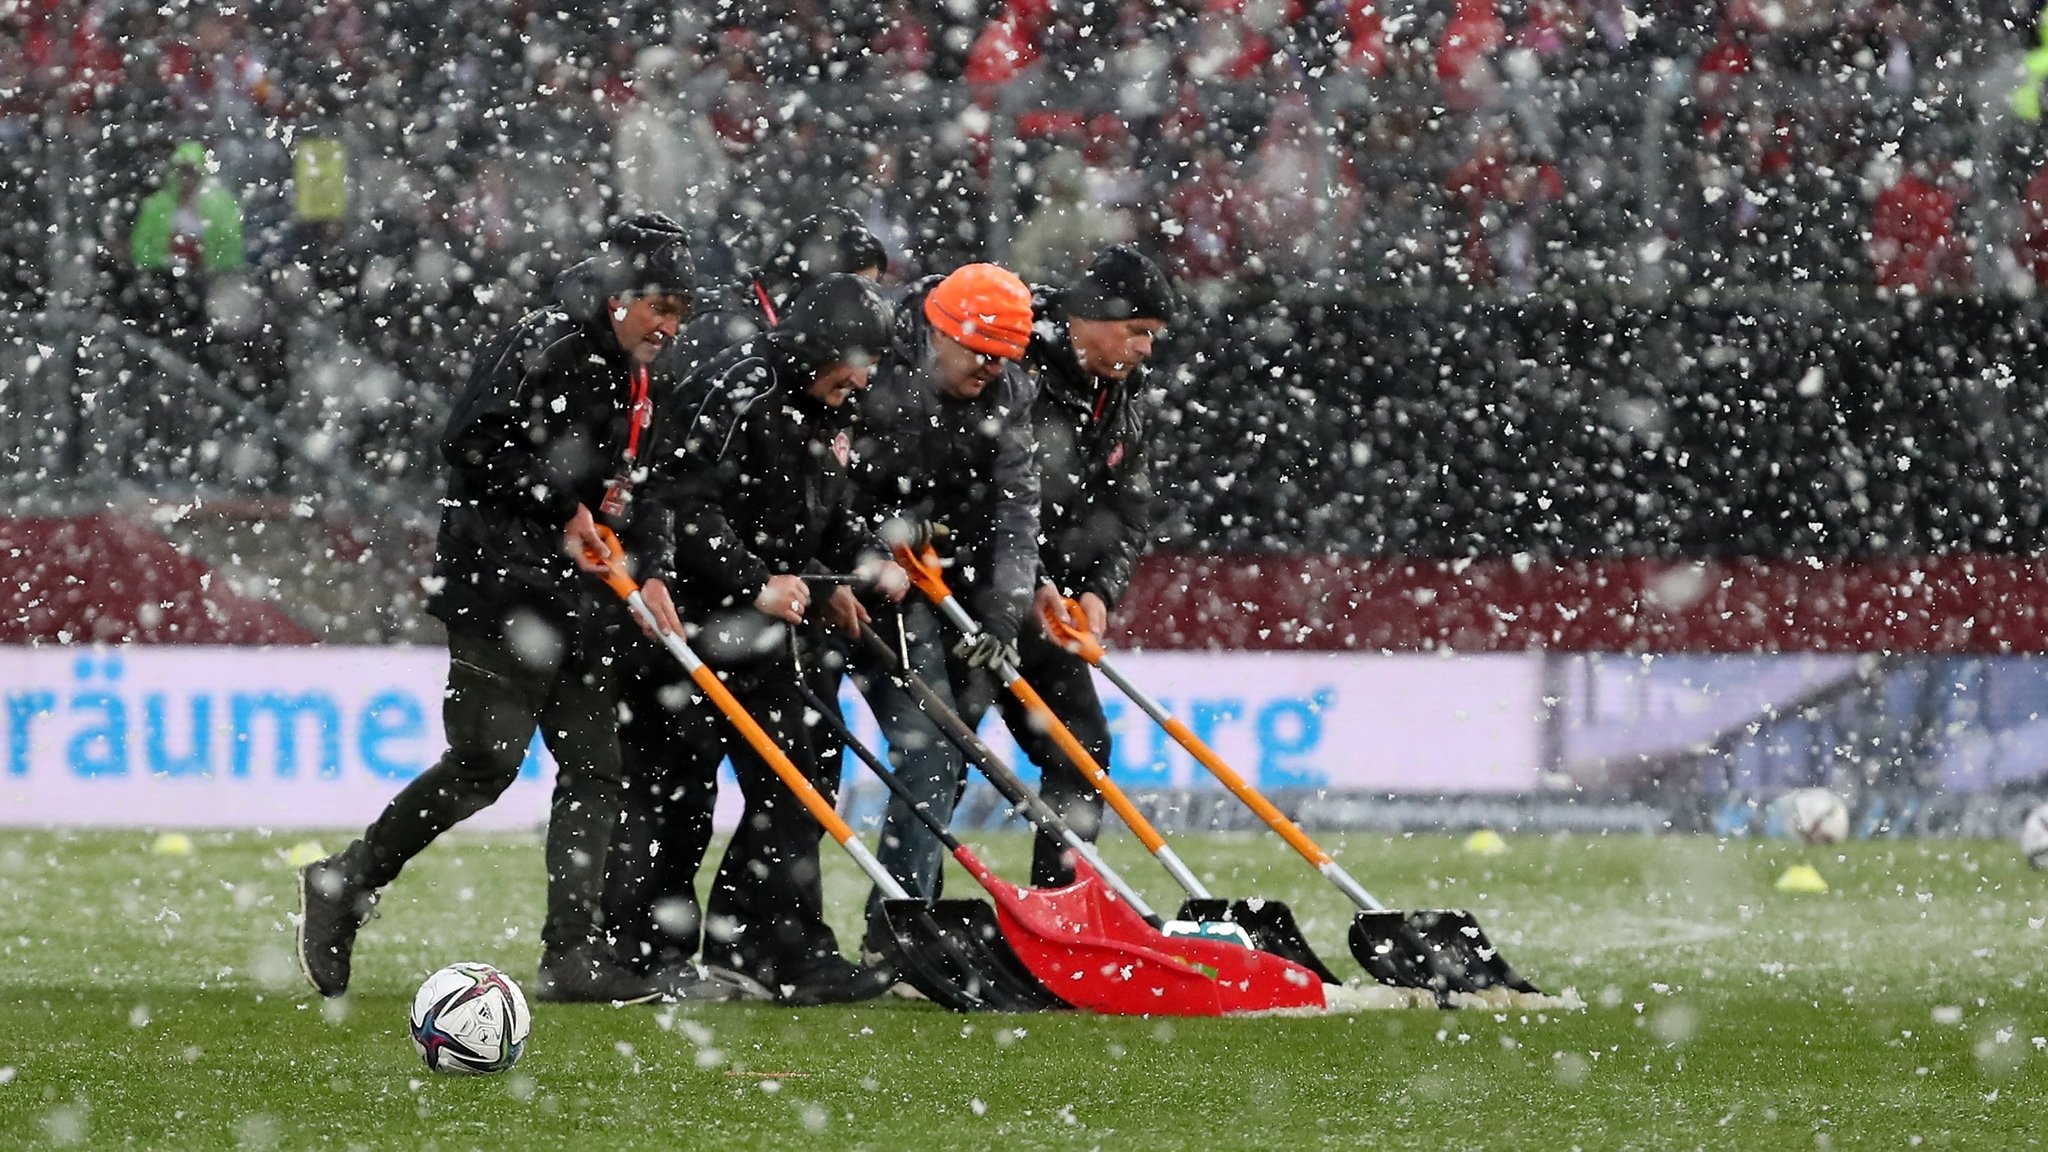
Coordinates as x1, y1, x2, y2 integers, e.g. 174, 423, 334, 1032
953, 630, 1020, 672
882, 516, 951, 552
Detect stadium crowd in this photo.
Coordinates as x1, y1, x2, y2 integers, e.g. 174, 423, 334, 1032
4, 0, 2046, 538
5, 0, 2037, 303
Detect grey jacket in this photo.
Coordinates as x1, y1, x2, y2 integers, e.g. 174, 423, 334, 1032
851, 276, 1041, 642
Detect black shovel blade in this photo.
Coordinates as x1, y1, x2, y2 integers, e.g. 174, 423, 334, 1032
918, 899, 1072, 1012
1349, 909, 1465, 998
1177, 897, 1344, 986
1406, 909, 1542, 995
879, 898, 1070, 1013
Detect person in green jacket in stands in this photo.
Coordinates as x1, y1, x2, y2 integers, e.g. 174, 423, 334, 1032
132, 141, 246, 277
129, 141, 247, 348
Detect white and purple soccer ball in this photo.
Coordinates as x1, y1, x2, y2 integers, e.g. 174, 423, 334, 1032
409, 962, 529, 1075
2019, 803, 2048, 871
1782, 788, 1850, 846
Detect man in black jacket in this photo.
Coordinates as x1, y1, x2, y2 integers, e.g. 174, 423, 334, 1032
1011, 245, 1175, 886
605, 274, 907, 1004
842, 262, 1041, 956
608, 211, 890, 977
670, 207, 890, 360
296, 215, 711, 1005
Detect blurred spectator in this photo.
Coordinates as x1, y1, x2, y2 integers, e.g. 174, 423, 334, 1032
1240, 94, 1351, 279
1438, 0, 1507, 114
2012, 161, 2048, 290
708, 29, 773, 154
965, 0, 1052, 90
1184, 0, 1287, 83
1163, 141, 1243, 283
872, 0, 935, 79
1840, 0, 1920, 96
161, 10, 277, 124
612, 46, 730, 236
129, 141, 248, 347
846, 142, 918, 278
1012, 148, 1133, 282
1445, 122, 1563, 291
1869, 151, 1967, 293
1582, 0, 1639, 65
1329, 0, 1387, 77
1695, 10, 1757, 140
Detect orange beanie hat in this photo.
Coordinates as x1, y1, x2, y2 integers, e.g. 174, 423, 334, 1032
923, 264, 1033, 360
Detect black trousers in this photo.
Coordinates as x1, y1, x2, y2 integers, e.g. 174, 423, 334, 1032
344, 626, 625, 956
604, 642, 846, 980
604, 645, 718, 971
949, 626, 1111, 889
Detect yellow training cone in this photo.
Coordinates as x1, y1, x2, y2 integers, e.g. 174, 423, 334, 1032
285, 840, 327, 869
1463, 829, 1508, 856
150, 832, 194, 857
1775, 864, 1828, 893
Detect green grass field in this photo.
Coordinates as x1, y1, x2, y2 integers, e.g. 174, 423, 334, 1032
2, 826, 2043, 1150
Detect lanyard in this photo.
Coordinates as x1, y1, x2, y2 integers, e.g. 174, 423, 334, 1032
753, 280, 780, 327
623, 364, 651, 465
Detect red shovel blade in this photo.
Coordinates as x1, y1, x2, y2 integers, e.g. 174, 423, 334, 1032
956, 848, 1326, 1016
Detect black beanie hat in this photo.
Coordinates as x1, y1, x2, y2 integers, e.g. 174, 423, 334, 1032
765, 207, 889, 303
1064, 245, 1176, 323
595, 213, 695, 301
776, 273, 895, 372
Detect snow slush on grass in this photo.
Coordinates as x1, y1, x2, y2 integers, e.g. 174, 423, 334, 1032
1, 827, 2042, 1150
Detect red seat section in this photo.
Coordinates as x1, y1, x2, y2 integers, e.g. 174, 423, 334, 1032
0, 513, 315, 645
1119, 553, 2048, 655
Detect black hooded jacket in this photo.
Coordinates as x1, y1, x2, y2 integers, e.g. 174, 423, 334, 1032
653, 332, 878, 624
1021, 286, 1154, 610
669, 276, 775, 365
667, 208, 887, 370
426, 270, 679, 649
852, 276, 1042, 642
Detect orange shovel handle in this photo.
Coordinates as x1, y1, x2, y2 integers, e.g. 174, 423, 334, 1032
585, 526, 644, 602
891, 541, 955, 605
589, 527, 857, 846
1003, 675, 1168, 855
1037, 595, 1106, 664
902, 546, 1170, 856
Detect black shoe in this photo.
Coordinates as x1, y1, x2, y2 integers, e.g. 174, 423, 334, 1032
535, 949, 667, 1005
296, 856, 376, 998
655, 962, 773, 1003
772, 953, 897, 1007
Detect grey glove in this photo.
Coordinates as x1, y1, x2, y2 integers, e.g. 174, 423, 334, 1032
953, 631, 1020, 672
912, 519, 951, 550
883, 517, 951, 551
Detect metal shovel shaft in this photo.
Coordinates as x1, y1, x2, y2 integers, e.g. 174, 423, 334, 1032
1096, 654, 1389, 913
927, 589, 1215, 901
850, 622, 1326, 1014
851, 622, 1164, 924
610, 585, 911, 904
1032, 582, 1547, 1001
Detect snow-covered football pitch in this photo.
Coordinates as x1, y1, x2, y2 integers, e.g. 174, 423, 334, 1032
0, 827, 2038, 1149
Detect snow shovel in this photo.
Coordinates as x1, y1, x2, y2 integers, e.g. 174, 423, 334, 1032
894, 545, 1343, 985
785, 639, 1068, 1013
1037, 594, 1544, 1000
851, 621, 1327, 1016
584, 530, 1051, 1013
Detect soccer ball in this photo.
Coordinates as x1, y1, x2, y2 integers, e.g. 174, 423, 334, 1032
2019, 803, 2048, 870
1782, 788, 1850, 846
409, 962, 529, 1075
